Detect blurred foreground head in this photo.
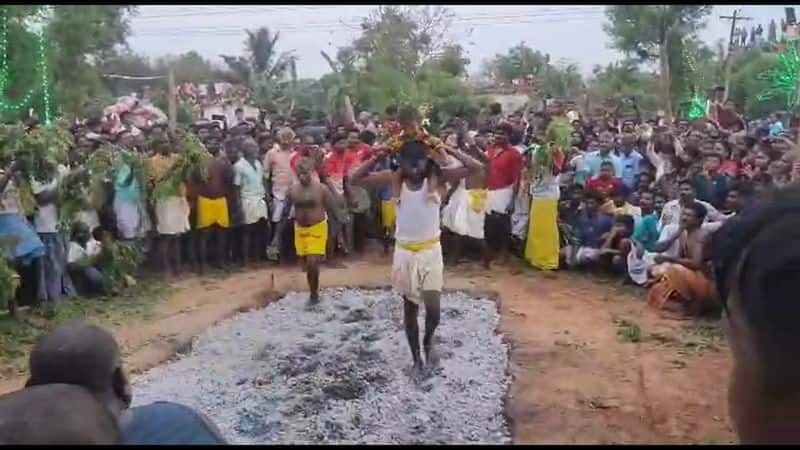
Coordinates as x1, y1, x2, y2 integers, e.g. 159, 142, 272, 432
711, 185, 800, 444
26, 320, 131, 418
0, 384, 118, 444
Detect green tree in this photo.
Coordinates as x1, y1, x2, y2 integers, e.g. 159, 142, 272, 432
483, 42, 550, 83
587, 61, 660, 112
603, 5, 712, 121
1, 5, 135, 122
154, 51, 221, 83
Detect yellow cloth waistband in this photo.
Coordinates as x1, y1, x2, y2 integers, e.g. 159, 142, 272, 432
467, 188, 488, 212
295, 218, 327, 233
397, 236, 440, 252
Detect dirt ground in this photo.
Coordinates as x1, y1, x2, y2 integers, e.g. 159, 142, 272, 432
0, 253, 736, 444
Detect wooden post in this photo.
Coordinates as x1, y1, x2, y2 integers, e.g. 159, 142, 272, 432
168, 68, 177, 130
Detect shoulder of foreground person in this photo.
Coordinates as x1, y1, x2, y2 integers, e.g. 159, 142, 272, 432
118, 401, 228, 445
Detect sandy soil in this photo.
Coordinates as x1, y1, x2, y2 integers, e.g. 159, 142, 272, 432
0, 252, 736, 444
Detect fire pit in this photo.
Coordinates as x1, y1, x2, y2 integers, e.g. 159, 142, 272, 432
133, 288, 511, 444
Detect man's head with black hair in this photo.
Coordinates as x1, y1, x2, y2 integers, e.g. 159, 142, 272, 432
397, 105, 421, 128
711, 186, 800, 444
583, 189, 605, 213
359, 129, 376, 146
385, 105, 398, 119
26, 321, 131, 420
489, 102, 502, 116
398, 140, 434, 184
681, 201, 707, 229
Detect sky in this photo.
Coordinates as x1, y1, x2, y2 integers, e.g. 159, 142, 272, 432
126, 4, 793, 79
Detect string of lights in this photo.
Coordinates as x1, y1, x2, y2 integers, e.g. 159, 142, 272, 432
0, 6, 52, 122
756, 40, 800, 108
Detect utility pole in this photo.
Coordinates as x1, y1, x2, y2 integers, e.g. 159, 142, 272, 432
720, 9, 753, 103
168, 68, 176, 131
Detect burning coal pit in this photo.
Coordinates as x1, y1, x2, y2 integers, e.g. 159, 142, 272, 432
132, 288, 511, 444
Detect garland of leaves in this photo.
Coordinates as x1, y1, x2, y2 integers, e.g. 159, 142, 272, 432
151, 129, 209, 202
527, 117, 570, 185
95, 238, 144, 288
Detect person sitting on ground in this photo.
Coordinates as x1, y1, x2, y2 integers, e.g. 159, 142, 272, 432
66, 222, 109, 296
562, 189, 613, 268
0, 384, 119, 444
647, 201, 717, 316
608, 184, 641, 224
711, 185, 800, 444
24, 320, 228, 444
599, 214, 634, 275
586, 160, 622, 197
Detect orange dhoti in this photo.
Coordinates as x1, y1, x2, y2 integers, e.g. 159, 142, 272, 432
647, 263, 718, 313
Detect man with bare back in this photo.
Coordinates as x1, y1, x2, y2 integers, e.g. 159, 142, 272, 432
349, 138, 483, 374
289, 155, 344, 306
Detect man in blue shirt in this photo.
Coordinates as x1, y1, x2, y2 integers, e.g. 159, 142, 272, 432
616, 133, 643, 190
568, 190, 613, 267
581, 131, 623, 181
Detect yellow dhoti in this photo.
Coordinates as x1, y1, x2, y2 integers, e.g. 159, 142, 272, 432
381, 200, 396, 231
524, 197, 560, 270
196, 196, 230, 229
294, 219, 328, 257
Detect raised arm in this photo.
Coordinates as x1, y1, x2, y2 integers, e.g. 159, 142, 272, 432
439, 146, 484, 184
347, 152, 394, 190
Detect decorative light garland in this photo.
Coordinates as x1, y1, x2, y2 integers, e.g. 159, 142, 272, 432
0, 6, 53, 122
756, 40, 800, 109
680, 35, 708, 120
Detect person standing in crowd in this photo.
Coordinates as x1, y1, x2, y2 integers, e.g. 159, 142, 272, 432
265, 127, 297, 261
616, 132, 643, 190
322, 133, 356, 259
485, 123, 523, 264
148, 137, 190, 276
195, 135, 234, 272
233, 137, 269, 266
582, 131, 622, 180
691, 152, 729, 208
31, 161, 76, 303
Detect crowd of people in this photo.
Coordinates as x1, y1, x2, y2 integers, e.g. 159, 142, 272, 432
2, 92, 800, 319
1, 87, 800, 443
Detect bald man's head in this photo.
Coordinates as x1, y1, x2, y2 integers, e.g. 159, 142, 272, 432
0, 384, 119, 444
26, 321, 131, 415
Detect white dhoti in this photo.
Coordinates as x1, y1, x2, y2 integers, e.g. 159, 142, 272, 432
442, 185, 487, 240
114, 198, 151, 239
155, 196, 190, 235
391, 242, 444, 304
627, 242, 658, 286
487, 186, 514, 214
510, 191, 530, 240
241, 195, 268, 225
270, 196, 288, 223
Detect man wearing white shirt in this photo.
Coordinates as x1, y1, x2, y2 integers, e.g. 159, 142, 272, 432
659, 179, 727, 231
32, 164, 77, 303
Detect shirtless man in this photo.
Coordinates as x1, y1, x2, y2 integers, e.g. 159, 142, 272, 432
288, 155, 344, 305
350, 139, 483, 373
195, 141, 234, 272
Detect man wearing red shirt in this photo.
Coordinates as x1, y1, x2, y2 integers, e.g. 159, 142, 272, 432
347, 129, 373, 163
485, 123, 524, 261
382, 105, 402, 137
321, 133, 356, 257
585, 160, 622, 195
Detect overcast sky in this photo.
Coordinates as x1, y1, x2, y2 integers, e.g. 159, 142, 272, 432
127, 5, 791, 79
